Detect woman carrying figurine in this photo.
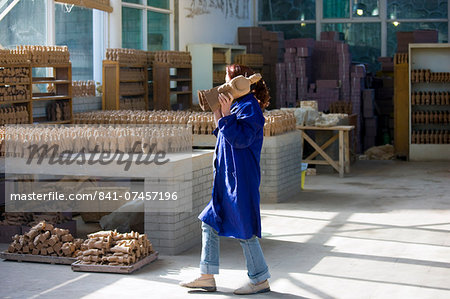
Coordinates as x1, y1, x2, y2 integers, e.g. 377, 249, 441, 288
180, 64, 271, 295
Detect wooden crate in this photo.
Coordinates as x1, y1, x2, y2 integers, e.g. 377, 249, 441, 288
0, 251, 77, 265
71, 251, 158, 274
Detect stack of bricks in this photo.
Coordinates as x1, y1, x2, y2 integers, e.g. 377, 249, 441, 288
351, 64, 366, 152
144, 152, 213, 255
337, 43, 352, 100
283, 48, 297, 107
238, 27, 284, 108
307, 80, 340, 112
378, 57, 394, 72
275, 63, 286, 108
396, 30, 438, 53
362, 89, 377, 150
373, 76, 394, 143
259, 130, 302, 203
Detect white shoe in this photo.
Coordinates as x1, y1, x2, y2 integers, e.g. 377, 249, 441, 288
179, 276, 217, 292
233, 280, 270, 295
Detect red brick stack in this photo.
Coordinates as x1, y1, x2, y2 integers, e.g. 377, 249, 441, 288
351, 64, 366, 152
396, 30, 438, 53
362, 89, 377, 149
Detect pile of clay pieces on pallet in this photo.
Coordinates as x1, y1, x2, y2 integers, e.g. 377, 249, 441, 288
77, 230, 153, 266
7, 221, 82, 257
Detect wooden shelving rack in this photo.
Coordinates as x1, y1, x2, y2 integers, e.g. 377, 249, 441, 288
152, 62, 192, 110
408, 43, 450, 161
1, 63, 73, 124
102, 60, 148, 110
0, 63, 33, 124
31, 63, 73, 124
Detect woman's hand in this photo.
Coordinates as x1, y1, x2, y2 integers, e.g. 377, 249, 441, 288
218, 92, 233, 117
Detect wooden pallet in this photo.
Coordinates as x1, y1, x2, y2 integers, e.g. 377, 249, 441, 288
71, 251, 158, 274
0, 251, 76, 265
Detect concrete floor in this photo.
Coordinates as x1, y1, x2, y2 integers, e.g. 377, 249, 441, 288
1, 160, 450, 299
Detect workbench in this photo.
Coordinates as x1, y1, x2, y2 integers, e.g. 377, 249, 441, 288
296, 125, 355, 177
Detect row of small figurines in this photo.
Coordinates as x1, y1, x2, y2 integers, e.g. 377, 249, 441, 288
263, 111, 297, 136
119, 82, 145, 95
394, 53, 408, 65
120, 68, 146, 81
411, 130, 450, 144
411, 69, 450, 83
0, 46, 69, 65
0, 67, 30, 84
154, 51, 191, 65
73, 80, 97, 98
46, 101, 71, 122
0, 106, 29, 125
73, 110, 194, 125
1, 126, 192, 157
0, 85, 29, 101
411, 91, 450, 105
119, 97, 147, 110
411, 111, 450, 124
105, 48, 148, 65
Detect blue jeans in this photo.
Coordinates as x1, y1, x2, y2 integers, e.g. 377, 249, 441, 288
200, 222, 271, 284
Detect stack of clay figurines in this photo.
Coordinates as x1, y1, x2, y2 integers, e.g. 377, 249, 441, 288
263, 110, 296, 136
412, 110, 449, 125
105, 48, 148, 65
411, 130, 449, 144
154, 51, 191, 65
411, 91, 450, 105
1, 124, 192, 157
15, 45, 70, 65
0, 85, 29, 102
77, 230, 153, 266
0, 106, 29, 125
7, 220, 83, 258
0, 67, 30, 84
72, 81, 96, 98
0, 49, 31, 64
411, 69, 450, 83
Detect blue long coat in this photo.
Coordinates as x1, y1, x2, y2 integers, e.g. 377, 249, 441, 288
198, 93, 265, 240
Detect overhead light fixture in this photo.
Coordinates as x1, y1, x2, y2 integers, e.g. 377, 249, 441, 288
353, 2, 367, 16
393, 21, 400, 26
301, 22, 306, 27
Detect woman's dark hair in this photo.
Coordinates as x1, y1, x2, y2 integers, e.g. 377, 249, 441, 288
226, 64, 270, 110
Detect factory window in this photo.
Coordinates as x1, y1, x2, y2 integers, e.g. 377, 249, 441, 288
0, 0, 47, 48
122, 6, 143, 49
387, 0, 448, 19
147, 0, 169, 9
55, 4, 93, 80
258, 0, 316, 21
122, 0, 172, 50
323, 23, 381, 71
323, 0, 350, 18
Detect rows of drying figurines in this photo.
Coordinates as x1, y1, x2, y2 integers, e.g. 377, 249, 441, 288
0, 46, 69, 65
73, 81, 97, 98
411, 130, 450, 144
119, 97, 147, 110
120, 68, 146, 81
411, 111, 450, 124
0, 85, 29, 101
0, 125, 192, 157
411, 91, 450, 105
73, 110, 297, 136
0, 106, 29, 125
0, 67, 30, 83
105, 48, 191, 65
411, 69, 450, 83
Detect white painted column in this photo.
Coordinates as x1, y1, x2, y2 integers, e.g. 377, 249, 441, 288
46, 0, 55, 45
316, 0, 322, 40
380, 0, 387, 57
93, 10, 106, 82
109, 0, 122, 48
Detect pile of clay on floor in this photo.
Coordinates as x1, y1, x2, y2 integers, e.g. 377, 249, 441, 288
77, 230, 153, 266
7, 220, 82, 257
